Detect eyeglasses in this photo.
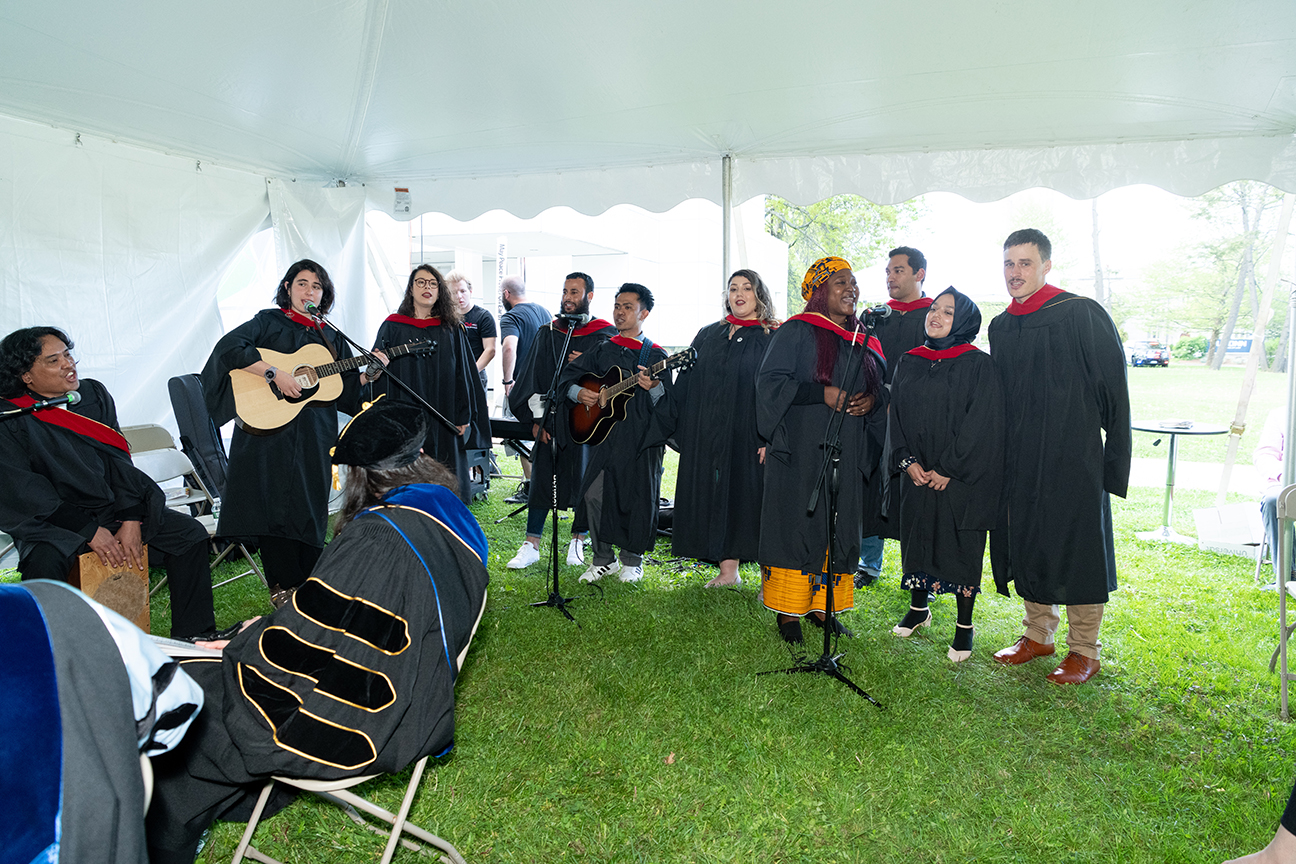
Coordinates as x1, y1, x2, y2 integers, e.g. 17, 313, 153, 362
413, 278, 437, 289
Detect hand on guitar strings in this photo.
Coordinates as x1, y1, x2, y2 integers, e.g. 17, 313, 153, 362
635, 365, 656, 391
576, 387, 600, 408
271, 366, 302, 398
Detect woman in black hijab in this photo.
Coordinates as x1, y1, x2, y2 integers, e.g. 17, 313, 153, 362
886, 287, 1005, 662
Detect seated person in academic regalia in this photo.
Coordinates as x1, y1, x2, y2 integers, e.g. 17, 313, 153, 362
557, 283, 672, 584
0, 326, 217, 639
1, 580, 205, 864
145, 398, 490, 864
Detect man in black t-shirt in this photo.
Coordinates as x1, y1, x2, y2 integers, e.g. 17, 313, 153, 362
499, 276, 555, 502
448, 270, 496, 391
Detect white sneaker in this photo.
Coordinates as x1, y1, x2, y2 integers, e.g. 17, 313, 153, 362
579, 561, 621, 583
507, 542, 541, 569
618, 564, 644, 583
567, 538, 585, 566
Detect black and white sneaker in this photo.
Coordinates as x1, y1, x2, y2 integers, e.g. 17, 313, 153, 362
504, 481, 530, 504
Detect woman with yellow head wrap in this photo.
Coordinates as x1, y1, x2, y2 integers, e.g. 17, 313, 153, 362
755, 257, 887, 644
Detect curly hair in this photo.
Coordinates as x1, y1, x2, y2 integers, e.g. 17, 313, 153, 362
273, 259, 336, 313
396, 264, 462, 325
0, 326, 72, 399
335, 454, 459, 533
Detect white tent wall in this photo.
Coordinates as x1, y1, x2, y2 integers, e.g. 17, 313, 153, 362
0, 115, 270, 428
268, 179, 373, 342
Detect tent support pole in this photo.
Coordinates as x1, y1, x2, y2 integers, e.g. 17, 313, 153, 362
722, 154, 733, 282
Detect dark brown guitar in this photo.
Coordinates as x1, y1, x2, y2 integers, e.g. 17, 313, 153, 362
570, 347, 696, 446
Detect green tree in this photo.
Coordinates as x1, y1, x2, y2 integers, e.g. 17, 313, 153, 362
765, 195, 920, 314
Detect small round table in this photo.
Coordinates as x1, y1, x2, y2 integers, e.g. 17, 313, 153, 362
1132, 420, 1229, 543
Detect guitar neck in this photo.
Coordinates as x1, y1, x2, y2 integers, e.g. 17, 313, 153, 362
603, 354, 672, 399
313, 342, 419, 379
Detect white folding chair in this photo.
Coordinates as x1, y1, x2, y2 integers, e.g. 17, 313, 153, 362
131, 445, 266, 592
230, 757, 466, 864
121, 423, 179, 454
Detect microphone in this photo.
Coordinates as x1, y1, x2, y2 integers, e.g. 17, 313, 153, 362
0, 390, 81, 420
861, 303, 892, 321
556, 311, 590, 327
303, 301, 323, 318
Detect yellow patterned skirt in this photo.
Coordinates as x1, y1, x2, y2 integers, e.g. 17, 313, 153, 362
760, 560, 854, 617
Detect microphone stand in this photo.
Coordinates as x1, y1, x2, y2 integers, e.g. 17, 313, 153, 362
0, 396, 79, 421
529, 319, 595, 623
307, 310, 458, 437
759, 317, 882, 708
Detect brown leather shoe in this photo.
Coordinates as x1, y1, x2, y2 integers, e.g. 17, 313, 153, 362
992, 636, 1056, 665
1045, 652, 1100, 685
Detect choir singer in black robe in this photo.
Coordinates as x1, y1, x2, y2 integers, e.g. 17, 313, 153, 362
506, 272, 616, 570
857, 246, 932, 587
756, 257, 886, 645
201, 260, 361, 603
368, 263, 481, 501
988, 229, 1131, 685
558, 283, 670, 584
656, 269, 778, 587
887, 288, 1004, 662
145, 399, 489, 864
0, 326, 216, 638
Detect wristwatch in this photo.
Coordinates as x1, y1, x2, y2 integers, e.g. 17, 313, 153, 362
264, 366, 278, 382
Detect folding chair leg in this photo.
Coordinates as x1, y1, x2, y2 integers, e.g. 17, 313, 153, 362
231, 779, 278, 864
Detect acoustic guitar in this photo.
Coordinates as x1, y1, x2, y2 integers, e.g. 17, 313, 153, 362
570, 347, 696, 446
230, 340, 432, 432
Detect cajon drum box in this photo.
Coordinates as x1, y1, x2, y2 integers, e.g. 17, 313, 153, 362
69, 545, 149, 631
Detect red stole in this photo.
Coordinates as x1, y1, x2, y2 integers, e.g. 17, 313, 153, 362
385, 314, 442, 328
283, 309, 322, 328
9, 395, 130, 453
1007, 284, 1065, 316
556, 317, 613, 336
907, 344, 980, 361
786, 313, 884, 356
887, 297, 933, 313
725, 314, 764, 328
610, 334, 646, 350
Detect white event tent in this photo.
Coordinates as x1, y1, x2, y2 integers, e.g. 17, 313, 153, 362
1, 0, 1295, 425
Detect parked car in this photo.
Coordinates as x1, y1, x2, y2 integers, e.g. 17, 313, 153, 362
1127, 341, 1171, 367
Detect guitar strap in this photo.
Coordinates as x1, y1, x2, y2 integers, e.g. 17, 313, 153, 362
637, 337, 654, 370
317, 321, 340, 361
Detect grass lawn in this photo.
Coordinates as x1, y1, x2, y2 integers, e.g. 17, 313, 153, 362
4, 362, 1295, 862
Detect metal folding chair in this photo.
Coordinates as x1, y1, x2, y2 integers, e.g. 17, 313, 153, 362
230, 757, 465, 864
1271, 484, 1296, 719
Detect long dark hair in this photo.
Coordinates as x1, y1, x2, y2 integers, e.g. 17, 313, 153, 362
335, 454, 459, 533
396, 265, 462, 324
274, 259, 335, 313
803, 286, 871, 388
0, 326, 73, 399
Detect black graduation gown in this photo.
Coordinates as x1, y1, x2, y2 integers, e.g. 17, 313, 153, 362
756, 318, 886, 573
872, 301, 931, 386
888, 348, 1005, 586
368, 316, 478, 501
146, 486, 489, 853
0, 378, 198, 559
202, 309, 359, 547
658, 319, 772, 562
508, 318, 616, 507
986, 290, 1131, 605
558, 336, 670, 554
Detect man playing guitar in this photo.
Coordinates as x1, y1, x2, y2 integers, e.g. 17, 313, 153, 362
558, 283, 672, 584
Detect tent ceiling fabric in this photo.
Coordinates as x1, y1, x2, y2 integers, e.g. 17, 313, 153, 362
1, 0, 1295, 217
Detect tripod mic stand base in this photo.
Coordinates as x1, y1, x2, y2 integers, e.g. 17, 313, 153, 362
758, 651, 883, 708
529, 592, 579, 624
